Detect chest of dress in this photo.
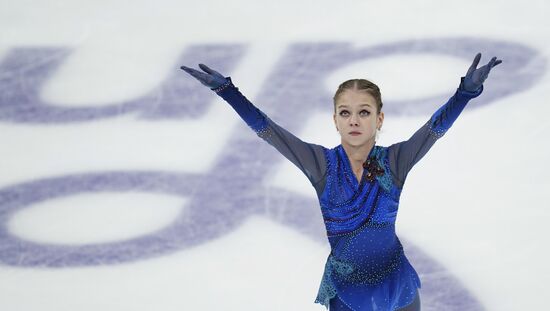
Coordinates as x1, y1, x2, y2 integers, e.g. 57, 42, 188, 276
318, 145, 403, 237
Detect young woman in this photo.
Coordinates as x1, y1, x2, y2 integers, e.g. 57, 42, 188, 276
180, 53, 501, 311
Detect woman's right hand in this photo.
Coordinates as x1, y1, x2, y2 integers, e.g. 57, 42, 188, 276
180, 63, 228, 90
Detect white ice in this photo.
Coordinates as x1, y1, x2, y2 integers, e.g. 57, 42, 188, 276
0, 0, 549, 310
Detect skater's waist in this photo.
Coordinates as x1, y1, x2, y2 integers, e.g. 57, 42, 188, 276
327, 242, 405, 285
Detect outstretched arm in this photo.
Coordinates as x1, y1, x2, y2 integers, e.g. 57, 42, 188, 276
180, 64, 327, 192
387, 53, 502, 187
213, 77, 327, 189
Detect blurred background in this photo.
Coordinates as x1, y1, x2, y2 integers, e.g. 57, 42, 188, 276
0, 0, 549, 310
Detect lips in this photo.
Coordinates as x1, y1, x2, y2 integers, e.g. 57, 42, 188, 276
349, 131, 361, 135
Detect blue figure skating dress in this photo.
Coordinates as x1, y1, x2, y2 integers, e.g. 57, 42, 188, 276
211, 77, 483, 310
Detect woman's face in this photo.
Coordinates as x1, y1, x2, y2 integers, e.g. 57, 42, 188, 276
333, 89, 384, 147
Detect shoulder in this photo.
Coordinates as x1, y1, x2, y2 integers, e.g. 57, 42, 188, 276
372, 144, 389, 159
370, 145, 401, 192
322, 144, 341, 164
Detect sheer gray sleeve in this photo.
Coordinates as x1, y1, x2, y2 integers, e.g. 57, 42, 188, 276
213, 77, 327, 195
387, 78, 484, 187
387, 122, 438, 188
258, 116, 327, 196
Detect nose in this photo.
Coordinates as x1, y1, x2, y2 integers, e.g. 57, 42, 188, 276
349, 113, 359, 126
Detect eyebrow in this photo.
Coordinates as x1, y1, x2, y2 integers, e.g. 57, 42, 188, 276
337, 104, 372, 108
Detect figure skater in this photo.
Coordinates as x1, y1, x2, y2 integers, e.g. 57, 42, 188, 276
180, 52, 502, 311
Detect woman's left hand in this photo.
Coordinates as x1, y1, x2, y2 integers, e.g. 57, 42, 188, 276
462, 53, 502, 92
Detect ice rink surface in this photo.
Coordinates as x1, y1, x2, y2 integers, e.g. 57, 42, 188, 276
0, 0, 549, 310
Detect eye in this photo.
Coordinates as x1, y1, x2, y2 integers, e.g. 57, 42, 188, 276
360, 110, 370, 116
339, 110, 349, 117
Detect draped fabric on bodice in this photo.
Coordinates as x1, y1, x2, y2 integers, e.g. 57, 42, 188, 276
321, 145, 398, 239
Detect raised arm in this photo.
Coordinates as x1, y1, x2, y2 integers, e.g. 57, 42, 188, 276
387, 53, 502, 187
180, 64, 327, 193
213, 77, 327, 189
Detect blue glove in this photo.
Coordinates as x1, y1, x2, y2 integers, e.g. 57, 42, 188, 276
461, 53, 502, 92
180, 63, 228, 90
181, 63, 267, 131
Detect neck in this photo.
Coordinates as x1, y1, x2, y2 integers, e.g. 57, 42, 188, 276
341, 139, 375, 166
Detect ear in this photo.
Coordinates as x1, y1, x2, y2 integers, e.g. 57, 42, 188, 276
333, 113, 338, 131
378, 111, 384, 129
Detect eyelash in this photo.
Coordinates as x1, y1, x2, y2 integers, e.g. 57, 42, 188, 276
339, 110, 370, 117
